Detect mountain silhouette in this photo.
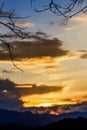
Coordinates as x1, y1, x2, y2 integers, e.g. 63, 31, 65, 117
0, 109, 58, 127
35, 117, 87, 130
0, 109, 87, 129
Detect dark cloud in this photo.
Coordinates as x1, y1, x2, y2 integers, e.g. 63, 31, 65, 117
61, 98, 75, 102
77, 50, 87, 59
77, 50, 87, 53
0, 47, 10, 60
44, 65, 59, 70
1, 69, 13, 73
0, 79, 87, 113
0, 79, 63, 110
0, 79, 63, 96
47, 21, 59, 26
35, 32, 49, 37
0, 34, 68, 61
17, 84, 63, 96
59, 101, 87, 113
0, 79, 23, 110
81, 53, 87, 59
0, 33, 17, 38
0, 11, 16, 17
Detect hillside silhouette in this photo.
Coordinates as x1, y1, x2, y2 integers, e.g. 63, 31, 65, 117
0, 117, 87, 130
35, 117, 87, 130
0, 110, 87, 129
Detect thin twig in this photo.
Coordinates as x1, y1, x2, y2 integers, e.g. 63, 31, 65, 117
0, 39, 23, 73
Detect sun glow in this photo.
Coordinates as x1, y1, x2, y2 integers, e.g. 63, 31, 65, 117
35, 103, 54, 107
20, 94, 78, 108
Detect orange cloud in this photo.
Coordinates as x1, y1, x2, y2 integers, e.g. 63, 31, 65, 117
71, 15, 87, 23
15, 22, 34, 27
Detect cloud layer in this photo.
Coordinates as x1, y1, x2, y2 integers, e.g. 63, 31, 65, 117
0, 78, 87, 114
0, 79, 63, 110
0, 33, 68, 61
23, 101, 87, 115
0, 79, 22, 110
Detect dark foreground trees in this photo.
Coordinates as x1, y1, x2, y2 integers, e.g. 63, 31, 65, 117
0, 117, 87, 130
35, 117, 87, 130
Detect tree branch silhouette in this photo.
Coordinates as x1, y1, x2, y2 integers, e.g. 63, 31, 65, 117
0, 2, 30, 72
34, 0, 87, 19
0, 39, 23, 72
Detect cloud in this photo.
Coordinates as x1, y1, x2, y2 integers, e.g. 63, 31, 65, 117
77, 50, 87, 53
0, 33, 68, 61
22, 101, 87, 115
1, 79, 87, 113
71, 15, 87, 23
1, 69, 13, 73
0, 78, 63, 110
15, 22, 34, 27
21, 94, 87, 114
64, 15, 87, 32
81, 53, 87, 59
59, 101, 87, 113
0, 50, 10, 61
0, 79, 23, 110
0, 33, 20, 38
76, 50, 87, 59
65, 26, 77, 31
36, 32, 49, 37
44, 65, 60, 70
0, 11, 16, 17
68, 15, 87, 30
47, 21, 59, 26
17, 84, 63, 96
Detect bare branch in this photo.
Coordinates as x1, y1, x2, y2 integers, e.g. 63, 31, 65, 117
0, 39, 23, 72
0, 2, 30, 71
34, 0, 86, 19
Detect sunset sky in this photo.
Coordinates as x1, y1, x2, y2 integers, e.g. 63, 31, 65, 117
0, 0, 87, 114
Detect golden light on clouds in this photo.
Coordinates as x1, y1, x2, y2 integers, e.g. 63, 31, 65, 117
20, 93, 60, 107
20, 93, 86, 108
18, 71, 87, 108
20, 85, 87, 107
